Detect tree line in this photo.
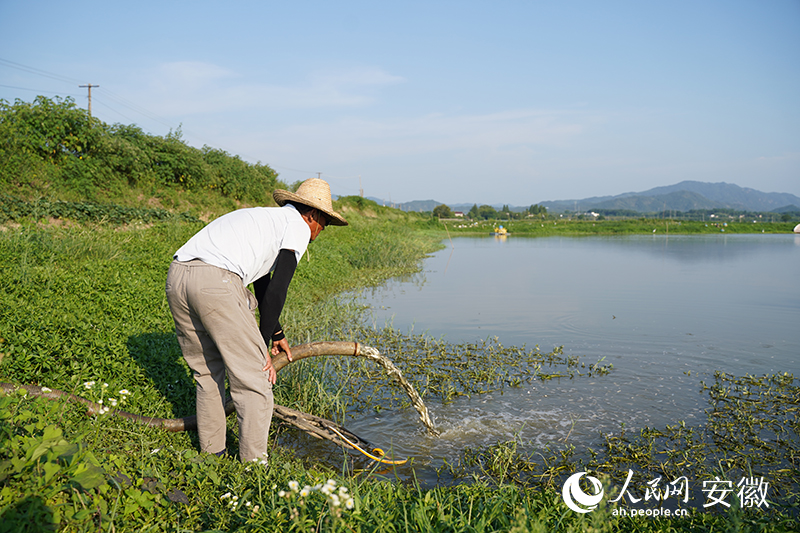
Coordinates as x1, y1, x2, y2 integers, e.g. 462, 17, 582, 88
433, 203, 548, 220
0, 96, 279, 205
434, 203, 796, 222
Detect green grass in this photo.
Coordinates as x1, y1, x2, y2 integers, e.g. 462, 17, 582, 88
1, 209, 797, 532
443, 218, 797, 236
3, 387, 795, 532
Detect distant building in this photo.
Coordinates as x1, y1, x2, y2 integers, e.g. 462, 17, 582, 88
454, 211, 464, 217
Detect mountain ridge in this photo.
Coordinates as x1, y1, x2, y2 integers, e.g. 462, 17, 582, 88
369, 181, 800, 214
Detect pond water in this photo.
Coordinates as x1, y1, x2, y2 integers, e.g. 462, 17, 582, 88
346, 234, 800, 482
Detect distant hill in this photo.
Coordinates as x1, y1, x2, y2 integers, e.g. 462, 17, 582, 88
590, 190, 720, 212
367, 181, 800, 215
366, 198, 531, 214
540, 181, 800, 213
366, 197, 443, 213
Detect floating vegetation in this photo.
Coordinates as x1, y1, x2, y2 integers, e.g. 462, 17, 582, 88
437, 371, 799, 513
313, 325, 613, 413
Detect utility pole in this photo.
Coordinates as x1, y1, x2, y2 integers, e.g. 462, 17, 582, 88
79, 84, 99, 116
359, 175, 364, 197
316, 172, 322, 179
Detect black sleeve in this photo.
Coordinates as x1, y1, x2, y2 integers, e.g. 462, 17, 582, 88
252, 248, 298, 344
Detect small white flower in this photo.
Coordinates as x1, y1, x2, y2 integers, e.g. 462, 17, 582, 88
278, 491, 287, 498
109, 398, 118, 407
345, 498, 355, 510
119, 389, 130, 395
300, 487, 311, 498
102, 383, 109, 389
321, 481, 337, 495
288, 480, 300, 493
246, 501, 251, 507
221, 492, 232, 500
84, 381, 95, 389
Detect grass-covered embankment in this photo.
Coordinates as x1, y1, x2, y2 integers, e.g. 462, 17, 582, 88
443, 218, 796, 236
0, 203, 451, 531
2, 203, 797, 532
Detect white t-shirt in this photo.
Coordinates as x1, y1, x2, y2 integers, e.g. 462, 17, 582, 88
174, 204, 310, 286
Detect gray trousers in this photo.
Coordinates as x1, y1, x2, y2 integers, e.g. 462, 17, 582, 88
165, 259, 273, 463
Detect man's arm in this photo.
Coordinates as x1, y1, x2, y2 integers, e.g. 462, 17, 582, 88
252, 249, 298, 367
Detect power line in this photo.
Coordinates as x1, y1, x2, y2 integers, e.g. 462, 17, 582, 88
0, 57, 254, 155
93, 92, 176, 130
0, 57, 83, 85
0, 57, 366, 186
91, 97, 139, 124
0, 57, 178, 129
0, 83, 81, 98
266, 167, 361, 182
98, 87, 179, 129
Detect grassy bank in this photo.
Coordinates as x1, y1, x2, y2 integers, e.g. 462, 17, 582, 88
1, 199, 797, 531
442, 218, 797, 235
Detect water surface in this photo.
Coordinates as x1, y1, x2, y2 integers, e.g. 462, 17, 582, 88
347, 234, 800, 481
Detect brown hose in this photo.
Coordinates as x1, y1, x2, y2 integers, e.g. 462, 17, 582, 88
272, 340, 360, 372
0, 341, 425, 452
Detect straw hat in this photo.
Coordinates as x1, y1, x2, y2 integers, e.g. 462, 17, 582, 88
273, 178, 348, 226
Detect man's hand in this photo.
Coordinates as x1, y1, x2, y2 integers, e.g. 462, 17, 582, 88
262, 355, 277, 385
270, 337, 293, 362
263, 338, 292, 384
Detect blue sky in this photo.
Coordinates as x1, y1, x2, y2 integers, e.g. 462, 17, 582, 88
1, 1, 798, 204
